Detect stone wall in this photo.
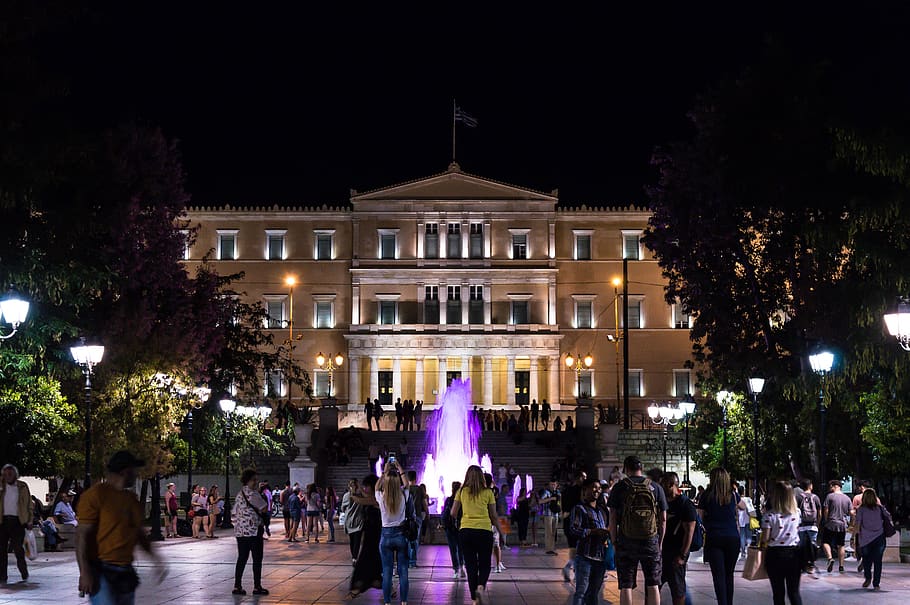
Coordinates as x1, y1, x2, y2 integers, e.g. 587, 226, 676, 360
605, 429, 708, 488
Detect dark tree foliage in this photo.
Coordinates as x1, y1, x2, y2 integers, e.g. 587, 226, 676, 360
644, 20, 910, 481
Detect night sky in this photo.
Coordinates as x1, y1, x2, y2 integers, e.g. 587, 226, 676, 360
42, 5, 824, 206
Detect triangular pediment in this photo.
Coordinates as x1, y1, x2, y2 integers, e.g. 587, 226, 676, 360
352, 163, 557, 204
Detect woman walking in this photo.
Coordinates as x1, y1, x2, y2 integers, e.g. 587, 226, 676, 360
348, 474, 384, 598
288, 486, 302, 542
451, 465, 501, 605
855, 488, 889, 591
305, 483, 322, 543
325, 486, 338, 542
376, 461, 410, 605
760, 481, 803, 605
443, 481, 465, 578
697, 468, 740, 605
232, 468, 269, 596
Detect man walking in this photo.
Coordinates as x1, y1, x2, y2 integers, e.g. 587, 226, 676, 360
568, 478, 610, 605
659, 472, 695, 605
608, 455, 667, 605
342, 479, 364, 565
365, 399, 374, 431
530, 399, 540, 431
539, 479, 561, 555
562, 470, 587, 582
821, 479, 851, 574
797, 479, 821, 575
76, 451, 165, 603
0, 463, 32, 584
541, 399, 551, 430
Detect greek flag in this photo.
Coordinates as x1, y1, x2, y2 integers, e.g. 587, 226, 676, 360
454, 105, 478, 128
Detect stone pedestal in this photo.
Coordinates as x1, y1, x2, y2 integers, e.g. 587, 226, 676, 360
575, 405, 595, 429
319, 403, 339, 435
599, 424, 621, 459
288, 459, 317, 488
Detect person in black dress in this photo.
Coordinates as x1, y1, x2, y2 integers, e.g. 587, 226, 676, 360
348, 474, 383, 598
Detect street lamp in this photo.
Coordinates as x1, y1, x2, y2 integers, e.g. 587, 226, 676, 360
715, 390, 734, 469
884, 298, 910, 351
647, 401, 695, 470
565, 352, 594, 400
747, 377, 765, 506
607, 277, 623, 422
184, 385, 210, 503
809, 349, 834, 483
219, 398, 237, 529
284, 276, 302, 414
70, 338, 105, 487
316, 352, 344, 398
0, 291, 29, 341
679, 394, 697, 486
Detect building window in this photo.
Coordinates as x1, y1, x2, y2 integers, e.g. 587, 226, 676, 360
217, 230, 238, 260
512, 233, 527, 259
576, 300, 593, 329
315, 230, 335, 260
376, 300, 396, 325
265, 370, 285, 398
425, 286, 439, 324
313, 371, 330, 397
511, 300, 529, 324
622, 231, 641, 260
265, 230, 286, 260
264, 297, 287, 329
470, 223, 484, 258
315, 301, 333, 328
425, 223, 439, 259
447, 223, 461, 258
574, 230, 593, 260
673, 302, 691, 329
674, 370, 692, 397
380, 234, 396, 259
469, 285, 484, 324
628, 370, 642, 397
446, 285, 462, 324
578, 373, 593, 398
625, 298, 642, 329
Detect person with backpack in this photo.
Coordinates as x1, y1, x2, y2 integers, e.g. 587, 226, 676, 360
796, 479, 821, 576
607, 456, 667, 605
696, 467, 740, 605
659, 472, 697, 605
443, 481, 465, 578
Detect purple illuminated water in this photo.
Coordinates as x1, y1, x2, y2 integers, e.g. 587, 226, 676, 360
419, 379, 492, 512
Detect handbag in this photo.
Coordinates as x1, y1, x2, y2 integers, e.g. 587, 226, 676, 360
749, 516, 761, 531
881, 506, 897, 538
741, 546, 768, 581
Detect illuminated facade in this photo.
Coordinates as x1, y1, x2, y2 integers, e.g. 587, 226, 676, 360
184, 163, 696, 412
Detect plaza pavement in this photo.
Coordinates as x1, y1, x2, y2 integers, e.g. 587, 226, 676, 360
2, 520, 908, 604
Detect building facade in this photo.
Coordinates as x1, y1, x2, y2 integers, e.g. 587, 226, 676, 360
184, 163, 696, 413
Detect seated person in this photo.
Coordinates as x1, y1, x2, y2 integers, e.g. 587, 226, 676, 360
54, 490, 79, 526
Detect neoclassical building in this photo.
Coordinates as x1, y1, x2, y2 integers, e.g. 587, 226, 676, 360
184, 163, 696, 413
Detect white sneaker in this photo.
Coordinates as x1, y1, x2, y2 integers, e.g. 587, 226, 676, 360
498, 562, 507, 571
453, 570, 460, 579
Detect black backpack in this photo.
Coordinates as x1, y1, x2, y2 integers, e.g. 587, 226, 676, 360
442, 495, 460, 531
619, 478, 658, 540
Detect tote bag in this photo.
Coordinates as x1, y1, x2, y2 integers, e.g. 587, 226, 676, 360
741, 546, 768, 581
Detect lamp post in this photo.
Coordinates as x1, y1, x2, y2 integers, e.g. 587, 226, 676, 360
808, 350, 834, 483
565, 352, 594, 401
284, 276, 302, 414
884, 298, 910, 351
181, 385, 210, 503
679, 394, 697, 486
219, 398, 236, 528
647, 401, 694, 470
715, 390, 734, 469
316, 352, 345, 398
0, 291, 29, 342
747, 377, 765, 506
607, 277, 623, 419
70, 338, 105, 487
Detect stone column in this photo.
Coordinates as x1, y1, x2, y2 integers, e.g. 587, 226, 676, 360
461, 284, 469, 325
484, 356, 493, 406
484, 221, 492, 258
438, 357, 448, 396
507, 357, 516, 406
461, 221, 469, 258
548, 278, 557, 325
548, 355, 560, 405
393, 357, 402, 401
417, 283, 426, 324
415, 357, 425, 402
529, 356, 539, 403
417, 222, 425, 259
484, 280, 492, 324
439, 222, 447, 259
352, 284, 361, 325
461, 355, 471, 383
349, 356, 361, 406
370, 356, 379, 401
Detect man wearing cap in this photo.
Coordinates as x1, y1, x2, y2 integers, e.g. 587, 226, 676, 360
77, 451, 166, 603
55, 491, 79, 526
0, 463, 32, 584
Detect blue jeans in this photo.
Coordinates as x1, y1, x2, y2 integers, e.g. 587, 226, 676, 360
861, 535, 886, 587
739, 525, 752, 553
380, 526, 409, 603
573, 556, 607, 605
90, 564, 135, 605
445, 527, 464, 570
408, 516, 423, 566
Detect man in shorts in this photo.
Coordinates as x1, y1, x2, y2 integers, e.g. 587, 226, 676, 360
659, 472, 695, 605
607, 456, 667, 605
821, 479, 852, 574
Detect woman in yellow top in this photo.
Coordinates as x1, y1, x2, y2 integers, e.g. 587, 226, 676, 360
451, 465, 501, 605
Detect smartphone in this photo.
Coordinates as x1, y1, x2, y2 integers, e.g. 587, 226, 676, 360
388, 452, 397, 464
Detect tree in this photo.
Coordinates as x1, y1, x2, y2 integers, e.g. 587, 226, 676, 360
644, 22, 910, 480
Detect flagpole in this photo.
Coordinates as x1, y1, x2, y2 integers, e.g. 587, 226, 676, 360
452, 99, 457, 161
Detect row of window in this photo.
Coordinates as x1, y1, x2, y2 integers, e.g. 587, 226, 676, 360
201, 228, 646, 261
262, 290, 692, 329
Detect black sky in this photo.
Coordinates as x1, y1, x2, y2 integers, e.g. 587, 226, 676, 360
56, 4, 782, 206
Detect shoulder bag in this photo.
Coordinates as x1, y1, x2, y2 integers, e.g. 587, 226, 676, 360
881, 505, 897, 538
